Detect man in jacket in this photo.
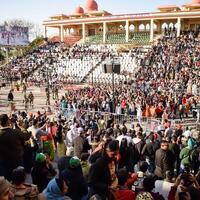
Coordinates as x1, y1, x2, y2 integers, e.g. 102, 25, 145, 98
73, 127, 85, 159
88, 140, 119, 200
179, 138, 199, 174
0, 114, 31, 180
154, 140, 175, 179
142, 133, 160, 173
61, 157, 88, 200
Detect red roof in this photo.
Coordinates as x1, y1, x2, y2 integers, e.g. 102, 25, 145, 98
85, 0, 98, 12
74, 6, 84, 14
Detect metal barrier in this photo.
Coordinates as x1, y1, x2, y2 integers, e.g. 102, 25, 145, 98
59, 109, 199, 131
1, 100, 198, 131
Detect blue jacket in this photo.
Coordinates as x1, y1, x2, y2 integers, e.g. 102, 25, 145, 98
44, 178, 71, 200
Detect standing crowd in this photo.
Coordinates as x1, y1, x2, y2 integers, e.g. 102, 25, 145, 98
0, 106, 200, 200
0, 30, 200, 200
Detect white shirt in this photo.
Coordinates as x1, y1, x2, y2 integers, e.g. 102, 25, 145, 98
115, 106, 122, 115
65, 130, 75, 148
137, 107, 142, 117
154, 180, 174, 200
117, 134, 132, 146
183, 130, 192, 138
27, 126, 37, 139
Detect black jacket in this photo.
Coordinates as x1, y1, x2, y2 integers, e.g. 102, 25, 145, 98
142, 141, 160, 161
61, 167, 88, 200
154, 148, 175, 178
88, 154, 113, 200
0, 127, 31, 166
31, 162, 56, 192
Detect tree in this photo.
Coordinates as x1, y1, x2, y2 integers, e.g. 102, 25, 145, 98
31, 23, 43, 39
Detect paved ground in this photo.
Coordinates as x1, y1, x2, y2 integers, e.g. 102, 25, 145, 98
0, 85, 64, 115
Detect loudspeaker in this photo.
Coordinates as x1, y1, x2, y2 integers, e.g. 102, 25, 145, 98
102, 64, 121, 74
103, 64, 113, 73
113, 64, 120, 74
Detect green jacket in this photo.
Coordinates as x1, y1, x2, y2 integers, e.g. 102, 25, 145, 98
179, 146, 198, 166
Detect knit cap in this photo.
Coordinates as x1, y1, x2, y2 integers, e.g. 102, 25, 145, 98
35, 153, 46, 162
69, 156, 80, 168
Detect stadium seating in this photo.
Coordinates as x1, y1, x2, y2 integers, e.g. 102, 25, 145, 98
85, 34, 103, 44
55, 56, 100, 83
129, 32, 150, 45
85, 32, 150, 45
29, 43, 139, 85
87, 52, 138, 84
106, 33, 126, 44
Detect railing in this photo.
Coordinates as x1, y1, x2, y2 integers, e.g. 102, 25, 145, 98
54, 108, 199, 131
1, 97, 199, 131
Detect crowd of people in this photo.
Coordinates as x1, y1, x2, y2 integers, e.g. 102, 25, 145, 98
5, 31, 199, 122
0, 29, 200, 200
0, 41, 68, 85
0, 105, 200, 200
54, 30, 200, 123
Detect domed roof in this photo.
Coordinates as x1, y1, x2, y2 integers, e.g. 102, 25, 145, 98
74, 6, 84, 14
85, 0, 98, 12
192, 0, 200, 4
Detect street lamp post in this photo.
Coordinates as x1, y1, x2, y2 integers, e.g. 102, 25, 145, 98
112, 65, 115, 112
103, 58, 120, 113
45, 65, 50, 106
92, 69, 94, 86
45, 57, 53, 107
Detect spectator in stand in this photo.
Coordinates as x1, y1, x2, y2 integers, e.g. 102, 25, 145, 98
179, 138, 199, 174
56, 120, 67, 158
141, 133, 160, 174
118, 138, 133, 172
88, 140, 119, 200
154, 171, 174, 200
73, 127, 85, 159
168, 173, 200, 200
169, 135, 181, 175
31, 153, 57, 193
7, 90, 14, 102
132, 132, 145, 169
27, 119, 47, 153
10, 166, 39, 199
110, 168, 135, 200
116, 126, 132, 146
136, 176, 164, 200
61, 156, 88, 200
0, 114, 31, 180
154, 140, 175, 179
0, 176, 13, 200
39, 176, 72, 200
80, 153, 90, 182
